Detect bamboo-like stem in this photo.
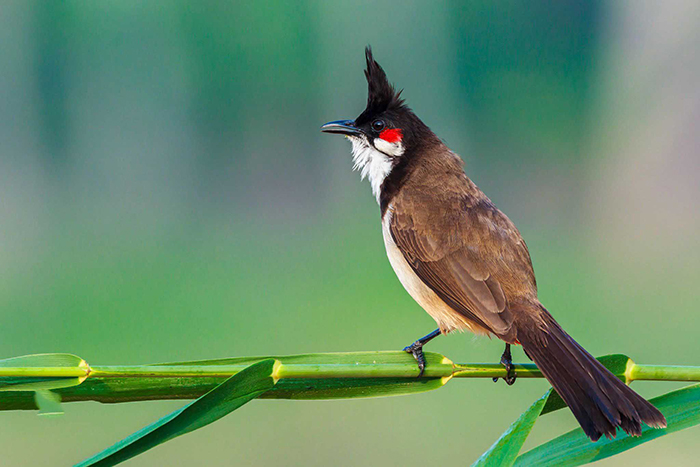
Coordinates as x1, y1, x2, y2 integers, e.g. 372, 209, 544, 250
87, 362, 454, 379
627, 364, 700, 382
1, 361, 698, 381
0, 352, 698, 411
452, 363, 542, 379
0, 368, 88, 378
84, 362, 700, 381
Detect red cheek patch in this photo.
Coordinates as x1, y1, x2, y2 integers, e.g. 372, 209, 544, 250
379, 128, 403, 143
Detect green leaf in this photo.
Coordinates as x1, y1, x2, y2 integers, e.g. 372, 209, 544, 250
75, 358, 279, 467
473, 355, 635, 466
514, 383, 700, 466
269, 375, 447, 399
0, 353, 86, 369
0, 353, 89, 392
472, 389, 553, 467
35, 390, 63, 416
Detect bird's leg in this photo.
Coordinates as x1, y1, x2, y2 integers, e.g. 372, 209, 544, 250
403, 328, 441, 378
493, 343, 517, 385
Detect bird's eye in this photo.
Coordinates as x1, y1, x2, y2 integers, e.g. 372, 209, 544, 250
372, 120, 386, 132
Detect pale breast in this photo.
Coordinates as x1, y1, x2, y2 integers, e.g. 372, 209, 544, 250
381, 210, 490, 335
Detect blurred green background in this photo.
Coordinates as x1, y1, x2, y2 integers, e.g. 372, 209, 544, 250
2, 0, 699, 465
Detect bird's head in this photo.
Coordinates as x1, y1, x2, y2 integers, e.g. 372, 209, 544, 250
321, 46, 431, 200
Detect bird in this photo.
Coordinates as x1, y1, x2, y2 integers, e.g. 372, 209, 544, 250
320, 46, 667, 442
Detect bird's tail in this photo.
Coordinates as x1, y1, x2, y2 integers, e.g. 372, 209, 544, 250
517, 307, 666, 441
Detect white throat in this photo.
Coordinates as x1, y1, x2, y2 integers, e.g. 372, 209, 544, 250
349, 136, 403, 202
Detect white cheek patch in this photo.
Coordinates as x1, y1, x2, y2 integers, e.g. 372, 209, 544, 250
373, 138, 405, 157
348, 136, 393, 203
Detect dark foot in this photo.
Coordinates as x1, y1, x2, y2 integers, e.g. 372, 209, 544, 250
500, 353, 517, 386
403, 341, 427, 377
492, 343, 517, 385
402, 328, 441, 378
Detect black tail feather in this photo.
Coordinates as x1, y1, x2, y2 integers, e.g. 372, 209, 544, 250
518, 313, 666, 441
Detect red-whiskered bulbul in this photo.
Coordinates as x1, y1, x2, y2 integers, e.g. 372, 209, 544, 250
321, 47, 666, 441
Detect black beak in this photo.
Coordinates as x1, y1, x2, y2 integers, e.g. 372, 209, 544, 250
320, 119, 361, 137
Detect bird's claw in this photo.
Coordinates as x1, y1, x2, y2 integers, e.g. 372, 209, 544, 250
492, 344, 517, 385
403, 341, 427, 378
500, 355, 517, 386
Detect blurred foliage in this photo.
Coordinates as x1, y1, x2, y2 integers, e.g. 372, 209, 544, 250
450, 1, 601, 156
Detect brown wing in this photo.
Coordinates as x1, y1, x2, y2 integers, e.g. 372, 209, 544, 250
389, 193, 534, 336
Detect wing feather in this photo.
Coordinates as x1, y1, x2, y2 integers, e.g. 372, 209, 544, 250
389, 203, 514, 335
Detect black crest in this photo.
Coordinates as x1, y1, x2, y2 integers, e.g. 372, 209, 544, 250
361, 46, 404, 118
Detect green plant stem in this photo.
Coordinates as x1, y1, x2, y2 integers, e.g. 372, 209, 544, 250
0, 367, 88, 378
452, 363, 542, 379
1, 353, 699, 411
626, 364, 700, 382
453, 362, 700, 382
88, 362, 455, 379
1, 361, 699, 382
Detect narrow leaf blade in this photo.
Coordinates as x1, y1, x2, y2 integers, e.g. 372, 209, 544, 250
515, 383, 700, 466
268, 375, 448, 399
0, 353, 86, 368
35, 390, 63, 416
75, 358, 278, 467
0, 353, 89, 392
472, 389, 553, 467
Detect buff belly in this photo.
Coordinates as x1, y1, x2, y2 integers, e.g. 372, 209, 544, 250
381, 215, 491, 336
